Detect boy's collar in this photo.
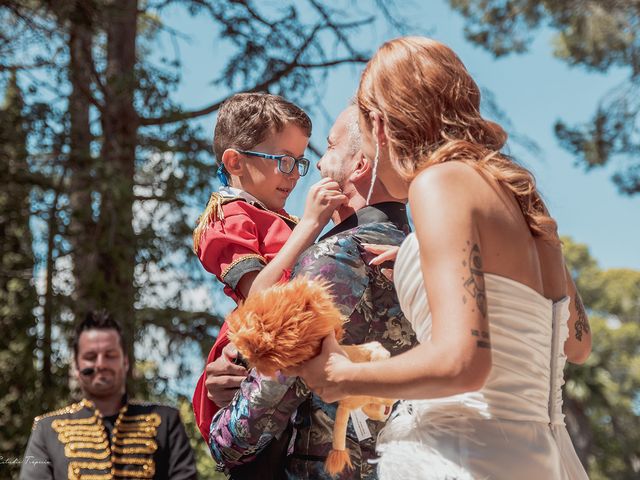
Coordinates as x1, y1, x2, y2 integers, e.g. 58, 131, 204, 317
218, 185, 298, 225
218, 185, 263, 205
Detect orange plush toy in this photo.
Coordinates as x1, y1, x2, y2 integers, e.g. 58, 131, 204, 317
226, 276, 396, 477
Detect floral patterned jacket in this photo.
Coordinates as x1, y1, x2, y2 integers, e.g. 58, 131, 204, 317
209, 202, 417, 479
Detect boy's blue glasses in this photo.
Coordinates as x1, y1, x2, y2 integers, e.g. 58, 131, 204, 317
237, 150, 310, 177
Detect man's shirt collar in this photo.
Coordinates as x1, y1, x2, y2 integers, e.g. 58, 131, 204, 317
319, 201, 409, 241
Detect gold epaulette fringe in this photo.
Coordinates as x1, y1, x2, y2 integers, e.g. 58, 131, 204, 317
193, 192, 230, 253
193, 192, 299, 253
205, 192, 226, 223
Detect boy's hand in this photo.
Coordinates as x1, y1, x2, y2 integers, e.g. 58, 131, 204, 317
303, 178, 347, 227
205, 343, 248, 407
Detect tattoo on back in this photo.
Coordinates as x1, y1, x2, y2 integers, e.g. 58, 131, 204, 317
574, 293, 590, 341
462, 242, 487, 318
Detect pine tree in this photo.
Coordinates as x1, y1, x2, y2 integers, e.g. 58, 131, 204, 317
449, 0, 640, 194
0, 73, 40, 473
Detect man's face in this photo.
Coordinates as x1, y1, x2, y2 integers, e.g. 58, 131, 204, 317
76, 329, 128, 399
317, 107, 358, 186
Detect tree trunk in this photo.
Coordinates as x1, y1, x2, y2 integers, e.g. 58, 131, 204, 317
67, 1, 98, 319
42, 196, 56, 396
99, 0, 139, 383
0, 72, 41, 463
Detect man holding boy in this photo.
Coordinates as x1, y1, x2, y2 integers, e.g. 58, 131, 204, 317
192, 92, 346, 447
201, 105, 417, 480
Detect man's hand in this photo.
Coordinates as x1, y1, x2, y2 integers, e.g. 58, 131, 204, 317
205, 343, 248, 407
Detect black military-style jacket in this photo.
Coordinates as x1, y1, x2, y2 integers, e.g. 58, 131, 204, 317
19, 398, 197, 480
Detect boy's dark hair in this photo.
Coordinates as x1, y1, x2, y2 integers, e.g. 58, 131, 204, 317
213, 92, 312, 165
72, 310, 125, 361
192, 93, 312, 253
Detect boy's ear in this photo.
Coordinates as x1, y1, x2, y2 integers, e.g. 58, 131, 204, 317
222, 149, 244, 177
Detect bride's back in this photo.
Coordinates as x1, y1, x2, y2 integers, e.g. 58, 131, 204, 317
457, 161, 567, 303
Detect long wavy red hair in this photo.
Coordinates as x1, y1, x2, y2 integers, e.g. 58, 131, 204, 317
357, 36, 558, 243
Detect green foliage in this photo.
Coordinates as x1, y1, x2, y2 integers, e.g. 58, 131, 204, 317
449, 0, 640, 194
0, 73, 41, 476
562, 237, 640, 479
178, 397, 227, 480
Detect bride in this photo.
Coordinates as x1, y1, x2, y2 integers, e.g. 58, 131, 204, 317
291, 37, 591, 479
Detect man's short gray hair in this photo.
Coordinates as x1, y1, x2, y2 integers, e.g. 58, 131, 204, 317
345, 105, 362, 156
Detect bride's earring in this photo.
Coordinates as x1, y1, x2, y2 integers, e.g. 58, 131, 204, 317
365, 140, 379, 206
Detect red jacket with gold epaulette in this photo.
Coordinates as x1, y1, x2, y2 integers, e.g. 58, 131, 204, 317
192, 193, 297, 441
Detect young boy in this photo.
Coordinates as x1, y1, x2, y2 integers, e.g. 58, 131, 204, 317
192, 92, 345, 442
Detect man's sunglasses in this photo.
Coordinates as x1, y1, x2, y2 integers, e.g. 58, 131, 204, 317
237, 150, 310, 177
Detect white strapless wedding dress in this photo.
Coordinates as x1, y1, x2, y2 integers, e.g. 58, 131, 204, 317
376, 233, 589, 480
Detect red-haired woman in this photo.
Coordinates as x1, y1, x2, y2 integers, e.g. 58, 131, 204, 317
292, 37, 591, 480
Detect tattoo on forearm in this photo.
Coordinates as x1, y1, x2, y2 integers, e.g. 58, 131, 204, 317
462, 242, 487, 318
471, 329, 491, 349
574, 293, 590, 341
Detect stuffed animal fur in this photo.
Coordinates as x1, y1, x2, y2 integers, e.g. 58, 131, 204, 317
226, 276, 397, 477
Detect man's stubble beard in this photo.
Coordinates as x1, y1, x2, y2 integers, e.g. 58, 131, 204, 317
83, 371, 125, 399
321, 165, 350, 191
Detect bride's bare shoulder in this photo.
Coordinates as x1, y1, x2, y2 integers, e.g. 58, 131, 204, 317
409, 161, 482, 206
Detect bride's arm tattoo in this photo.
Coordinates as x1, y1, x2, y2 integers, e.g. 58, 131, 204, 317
471, 329, 491, 349
462, 242, 488, 318
574, 292, 590, 341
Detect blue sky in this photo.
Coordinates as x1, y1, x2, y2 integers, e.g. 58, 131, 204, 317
165, 1, 639, 270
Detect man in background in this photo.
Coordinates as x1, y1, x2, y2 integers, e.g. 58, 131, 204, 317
21, 310, 198, 480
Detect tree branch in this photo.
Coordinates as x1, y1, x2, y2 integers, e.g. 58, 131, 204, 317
140, 21, 331, 126
10, 170, 63, 192
0, 60, 55, 71
76, 77, 104, 112
136, 306, 224, 345
307, 0, 371, 59
82, 33, 107, 100
297, 57, 368, 68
